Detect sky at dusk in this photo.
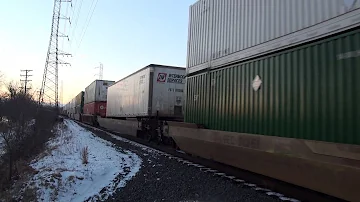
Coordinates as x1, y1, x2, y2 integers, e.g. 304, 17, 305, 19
0, 0, 196, 104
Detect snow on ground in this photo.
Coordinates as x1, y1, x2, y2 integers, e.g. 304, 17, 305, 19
90, 127, 165, 157
27, 119, 142, 202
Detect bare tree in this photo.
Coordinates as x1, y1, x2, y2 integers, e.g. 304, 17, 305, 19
0, 83, 36, 180
0, 80, 60, 191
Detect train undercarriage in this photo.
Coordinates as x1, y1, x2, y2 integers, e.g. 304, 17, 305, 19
63, 112, 360, 202
136, 113, 179, 148
73, 112, 179, 147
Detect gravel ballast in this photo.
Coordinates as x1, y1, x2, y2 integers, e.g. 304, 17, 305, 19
79, 124, 285, 202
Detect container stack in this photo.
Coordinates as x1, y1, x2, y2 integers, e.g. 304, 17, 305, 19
187, 0, 360, 74
74, 91, 84, 114
185, 0, 360, 145
84, 80, 115, 117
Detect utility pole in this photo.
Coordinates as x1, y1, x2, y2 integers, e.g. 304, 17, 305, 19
20, 70, 33, 94
36, 90, 41, 101
39, 0, 72, 109
95, 63, 103, 80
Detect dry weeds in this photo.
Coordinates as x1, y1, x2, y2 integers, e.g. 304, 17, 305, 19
80, 146, 89, 165
0, 160, 37, 202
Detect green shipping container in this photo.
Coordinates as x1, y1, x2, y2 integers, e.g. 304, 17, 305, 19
185, 27, 360, 145
75, 91, 84, 114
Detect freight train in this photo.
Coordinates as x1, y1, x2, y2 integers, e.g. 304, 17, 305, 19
62, 1, 360, 201
62, 64, 186, 142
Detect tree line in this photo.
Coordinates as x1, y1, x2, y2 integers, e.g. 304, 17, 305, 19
0, 73, 60, 193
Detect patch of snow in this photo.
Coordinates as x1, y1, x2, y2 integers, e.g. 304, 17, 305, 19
266, 192, 284, 197
101, 129, 164, 156
28, 119, 142, 202
176, 150, 186, 154
87, 126, 165, 157
28, 119, 35, 126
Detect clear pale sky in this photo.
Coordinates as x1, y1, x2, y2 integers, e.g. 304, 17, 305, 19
0, 0, 196, 104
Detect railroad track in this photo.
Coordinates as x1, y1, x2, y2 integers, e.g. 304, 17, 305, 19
75, 120, 344, 202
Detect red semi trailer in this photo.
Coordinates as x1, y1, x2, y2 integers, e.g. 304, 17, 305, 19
82, 80, 115, 125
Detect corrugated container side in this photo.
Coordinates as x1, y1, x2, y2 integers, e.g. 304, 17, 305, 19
84, 101, 107, 117
188, 1, 207, 69
84, 81, 96, 104
95, 80, 114, 102
187, 0, 360, 71
69, 98, 76, 114
106, 65, 186, 118
106, 68, 151, 117
84, 80, 115, 104
185, 28, 360, 145
75, 91, 84, 106
185, 72, 208, 124
151, 67, 186, 117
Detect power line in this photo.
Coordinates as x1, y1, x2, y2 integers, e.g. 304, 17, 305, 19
75, 0, 99, 54
69, 0, 77, 21
62, 1, 71, 50
67, 0, 77, 36
69, 0, 85, 47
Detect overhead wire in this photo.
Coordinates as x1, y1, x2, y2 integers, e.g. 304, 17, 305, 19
61, 1, 70, 50
69, 0, 85, 47
70, 0, 77, 21
74, 0, 99, 56
68, 0, 77, 37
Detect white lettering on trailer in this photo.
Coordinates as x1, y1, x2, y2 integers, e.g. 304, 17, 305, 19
168, 88, 184, 92
194, 95, 199, 102
167, 74, 186, 84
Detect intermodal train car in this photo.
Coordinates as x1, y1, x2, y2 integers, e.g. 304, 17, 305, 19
74, 91, 84, 121
61, 1, 360, 201
103, 64, 186, 141
62, 80, 114, 124
106, 64, 185, 119
62, 91, 84, 121
83, 80, 115, 117
171, 1, 360, 201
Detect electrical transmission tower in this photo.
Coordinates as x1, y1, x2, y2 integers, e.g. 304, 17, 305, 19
20, 70, 33, 94
95, 63, 103, 80
39, 0, 72, 108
